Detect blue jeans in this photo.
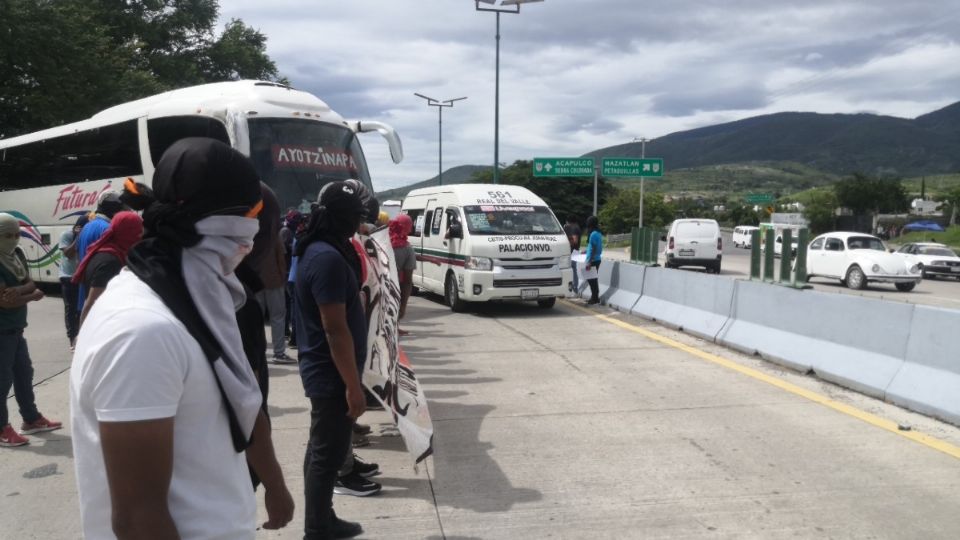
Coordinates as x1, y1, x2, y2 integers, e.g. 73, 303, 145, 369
0, 331, 40, 428
303, 396, 354, 539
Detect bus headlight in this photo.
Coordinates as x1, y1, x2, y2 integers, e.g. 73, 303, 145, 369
559, 257, 571, 269
465, 256, 493, 271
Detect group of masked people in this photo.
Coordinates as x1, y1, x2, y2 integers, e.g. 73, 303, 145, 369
2, 137, 418, 539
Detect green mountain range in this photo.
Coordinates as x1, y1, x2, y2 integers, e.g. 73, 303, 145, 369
588, 101, 960, 177
378, 101, 960, 200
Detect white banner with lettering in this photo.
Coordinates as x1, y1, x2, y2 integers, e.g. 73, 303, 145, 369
361, 228, 434, 464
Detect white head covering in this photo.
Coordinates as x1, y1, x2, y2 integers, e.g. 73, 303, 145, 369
0, 213, 27, 281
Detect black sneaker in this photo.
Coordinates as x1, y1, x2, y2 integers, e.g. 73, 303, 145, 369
334, 471, 382, 497
332, 516, 363, 538
272, 351, 296, 364
352, 454, 380, 478
351, 433, 370, 448
353, 423, 372, 435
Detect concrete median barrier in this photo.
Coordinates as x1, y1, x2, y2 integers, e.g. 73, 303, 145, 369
631, 268, 735, 341
603, 262, 645, 312
717, 280, 913, 398
885, 306, 960, 425
576, 259, 615, 301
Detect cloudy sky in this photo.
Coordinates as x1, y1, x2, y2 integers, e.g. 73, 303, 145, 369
220, 0, 960, 192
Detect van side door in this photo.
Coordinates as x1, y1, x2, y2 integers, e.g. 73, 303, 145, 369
421, 200, 445, 292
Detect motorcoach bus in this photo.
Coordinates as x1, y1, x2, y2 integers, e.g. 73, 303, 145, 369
0, 80, 403, 283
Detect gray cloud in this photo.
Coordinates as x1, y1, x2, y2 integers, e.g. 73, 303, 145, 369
220, 0, 960, 187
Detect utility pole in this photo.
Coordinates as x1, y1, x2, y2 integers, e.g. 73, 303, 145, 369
635, 137, 648, 228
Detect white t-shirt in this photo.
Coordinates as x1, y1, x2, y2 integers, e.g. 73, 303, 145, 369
70, 270, 256, 539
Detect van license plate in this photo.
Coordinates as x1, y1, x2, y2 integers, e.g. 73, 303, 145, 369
521, 289, 539, 300
679, 249, 695, 257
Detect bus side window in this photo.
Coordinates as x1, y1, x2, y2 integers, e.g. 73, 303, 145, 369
0, 120, 142, 189
147, 117, 230, 166
406, 209, 424, 237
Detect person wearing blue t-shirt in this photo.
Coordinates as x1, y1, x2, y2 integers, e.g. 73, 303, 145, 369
296, 181, 375, 539
75, 192, 125, 314
584, 215, 604, 305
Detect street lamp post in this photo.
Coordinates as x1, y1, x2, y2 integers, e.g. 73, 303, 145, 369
415, 93, 467, 186
634, 137, 648, 228
475, 0, 544, 184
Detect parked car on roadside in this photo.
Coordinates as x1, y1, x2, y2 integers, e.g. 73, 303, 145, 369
732, 225, 759, 248
894, 242, 960, 279
807, 232, 921, 291
663, 219, 722, 273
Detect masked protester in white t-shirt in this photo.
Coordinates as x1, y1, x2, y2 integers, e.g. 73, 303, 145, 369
70, 138, 294, 539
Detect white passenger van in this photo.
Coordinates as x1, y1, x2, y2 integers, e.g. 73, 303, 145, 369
732, 225, 759, 248
401, 184, 572, 311
663, 218, 722, 273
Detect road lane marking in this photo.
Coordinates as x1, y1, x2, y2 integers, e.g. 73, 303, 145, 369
563, 301, 960, 461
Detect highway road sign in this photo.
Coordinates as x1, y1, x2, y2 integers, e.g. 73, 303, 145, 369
746, 193, 775, 204
601, 157, 664, 177
532, 157, 595, 177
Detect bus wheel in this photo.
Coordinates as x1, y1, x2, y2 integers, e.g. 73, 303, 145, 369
445, 274, 467, 313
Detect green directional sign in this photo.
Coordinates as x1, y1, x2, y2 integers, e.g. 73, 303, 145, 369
532, 157, 595, 177
745, 193, 775, 204
601, 157, 664, 178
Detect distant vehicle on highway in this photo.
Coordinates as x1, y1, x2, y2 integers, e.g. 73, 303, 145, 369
807, 232, 921, 292
894, 242, 960, 279
401, 184, 572, 311
732, 226, 759, 248
663, 219, 722, 273
760, 233, 799, 258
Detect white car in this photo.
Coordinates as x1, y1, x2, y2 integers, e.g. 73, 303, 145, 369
895, 242, 960, 279
732, 226, 759, 248
807, 232, 921, 292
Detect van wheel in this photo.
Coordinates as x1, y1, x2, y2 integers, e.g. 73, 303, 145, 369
537, 297, 556, 309
445, 274, 467, 313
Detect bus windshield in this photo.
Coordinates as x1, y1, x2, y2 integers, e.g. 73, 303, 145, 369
463, 205, 563, 235
248, 118, 372, 212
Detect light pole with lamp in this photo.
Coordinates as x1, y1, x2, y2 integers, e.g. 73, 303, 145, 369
415, 93, 467, 186
633, 137, 648, 228
474, 0, 544, 184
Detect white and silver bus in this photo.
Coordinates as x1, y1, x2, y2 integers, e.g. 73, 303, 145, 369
0, 80, 403, 283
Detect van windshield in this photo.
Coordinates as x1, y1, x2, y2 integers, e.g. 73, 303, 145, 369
677, 222, 717, 239
463, 205, 563, 235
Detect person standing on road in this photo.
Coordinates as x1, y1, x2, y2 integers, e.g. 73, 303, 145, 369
70, 139, 293, 538
59, 215, 88, 350
390, 214, 416, 335
252, 191, 293, 364
0, 213, 62, 448
296, 181, 373, 539
584, 215, 603, 305
563, 216, 581, 295
73, 211, 143, 328
75, 191, 126, 315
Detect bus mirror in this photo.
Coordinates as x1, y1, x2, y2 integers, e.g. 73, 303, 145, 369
448, 224, 463, 239
350, 120, 404, 164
